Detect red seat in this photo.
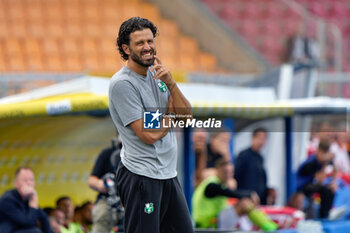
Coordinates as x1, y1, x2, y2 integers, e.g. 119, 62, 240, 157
261, 19, 281, 36
329, 1, 349, 18
260, 36, 283, 55
242, 1, 262, 18
283, 19, 301, 36
309, 1, 328, 17
220, 4, 240, 21
239, 20, 260, 36
264, 1, 284, 18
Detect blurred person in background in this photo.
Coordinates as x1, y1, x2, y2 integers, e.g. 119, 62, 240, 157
88, 138, 123, 233
0, 167, 51, 233
56, 196, 75, 232
44, 208, 65, 233
284, 23, 320, 65
234, 128, 273, 205
192, 159, 277, 231
193, 128, 235, 187
193, 129, 209, 187
296, 139, 337, 218
206, 128, 232, 168
69, 201, 93, 233
330, 131, 350, 174
287, 192, 306, 211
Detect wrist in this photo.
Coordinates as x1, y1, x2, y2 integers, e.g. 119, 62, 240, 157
165, 80, 176, 90
99, 180, 106, 192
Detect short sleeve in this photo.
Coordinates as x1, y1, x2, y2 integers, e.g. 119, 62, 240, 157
110, 80, 143, 127
91, 149, 110, 178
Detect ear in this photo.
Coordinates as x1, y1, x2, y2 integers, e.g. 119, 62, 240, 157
122, 44, 130, 56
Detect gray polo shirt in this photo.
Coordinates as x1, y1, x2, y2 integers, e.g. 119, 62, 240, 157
108, 66, 177, 179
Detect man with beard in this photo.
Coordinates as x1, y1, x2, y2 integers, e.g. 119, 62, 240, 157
109, 17, 193, 233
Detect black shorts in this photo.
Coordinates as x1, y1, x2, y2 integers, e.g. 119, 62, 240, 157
116, 163, 194, 233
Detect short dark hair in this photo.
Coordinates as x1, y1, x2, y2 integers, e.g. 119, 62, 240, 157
252, 127, 267, 137
215, 158, 231, 169
15, 166, 33, 178
209, 127, 230, 140
56, 196, 72, 207
318, 139, 330, 153
80, 201, 92, 210
117, 17, 158, 60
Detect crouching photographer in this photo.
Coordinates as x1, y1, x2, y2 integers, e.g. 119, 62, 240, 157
88, 139, 124, 233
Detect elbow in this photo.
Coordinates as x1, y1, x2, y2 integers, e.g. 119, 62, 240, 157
141, 135, 157, 145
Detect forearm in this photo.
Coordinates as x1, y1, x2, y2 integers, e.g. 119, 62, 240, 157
205, 183, 252, 199
167, 82, 192, 117
131, 117, 174, 145
88, 176, 105, 192
142, 116, 174, 144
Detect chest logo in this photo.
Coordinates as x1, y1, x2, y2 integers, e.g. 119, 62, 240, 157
144, 202, 154, 214
158, 81, 167, 92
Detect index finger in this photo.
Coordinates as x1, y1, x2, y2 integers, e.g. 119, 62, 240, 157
154, 55, 162, 65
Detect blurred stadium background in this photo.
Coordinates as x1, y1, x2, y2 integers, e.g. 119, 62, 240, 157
0, 0, 350, 231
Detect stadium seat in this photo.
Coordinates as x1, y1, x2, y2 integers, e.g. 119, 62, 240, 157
83, 56, 102, 72
99, 39, 116, 55
24, 38, 41, 54
264, 1, 285, 18
5, 39, 23, 55
140, 3, 160, 22
309, 1, 328, 17
63, 22, 84, 38
62, 1, 82, 23
83, 21, 103, 38
61, 39, 80, 55
329, 1, 349, 18
242, 1, 262, 18
45, 55, 64, 71
239, 20, 260, 37
198, 52, 217, 72
25, 1, 44, 22
42, 39, 60, 55
220, 3, 241, 21
261, 19, 281, 36
82, 1, 101, 21
7, 1, 25, 22
0, 21, 9, 38
180, 36, 199, 56
46, 21, 65, 37
8, 21, 27, 37
0, 0, 219, 73
8, 54, 27, 72
82, 39, 98, 56
27, 54, 45, 72
26, 21, 45, 37
0, 55, 6, 72
64, 56, 84, 72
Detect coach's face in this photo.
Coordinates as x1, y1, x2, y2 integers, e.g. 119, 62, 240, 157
124, 28, 156, 67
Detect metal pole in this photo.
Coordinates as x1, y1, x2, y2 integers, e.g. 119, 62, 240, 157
183, 127, 194, 212
223, 118, 235, 162
285, 117, 294, 202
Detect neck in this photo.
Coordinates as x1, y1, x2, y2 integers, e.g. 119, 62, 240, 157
251, 146, 260, 152
127, 60, 148, 76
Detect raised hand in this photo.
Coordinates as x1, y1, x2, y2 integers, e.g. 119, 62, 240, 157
150, 56, 175, 87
